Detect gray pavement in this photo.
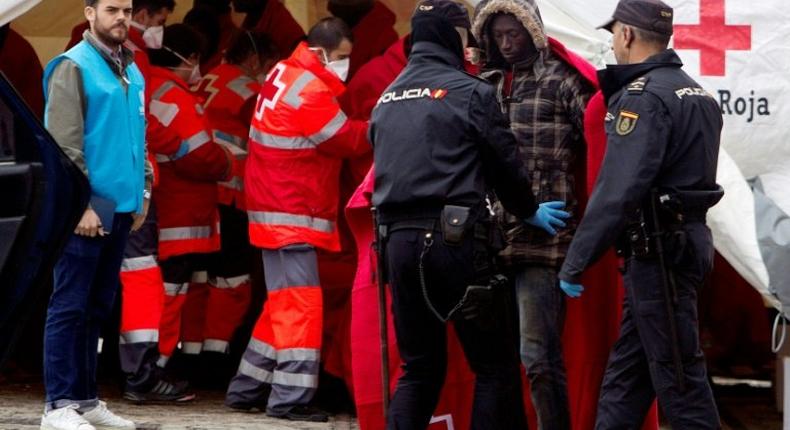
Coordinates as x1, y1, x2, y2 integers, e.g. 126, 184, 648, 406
0, 383, 359, 430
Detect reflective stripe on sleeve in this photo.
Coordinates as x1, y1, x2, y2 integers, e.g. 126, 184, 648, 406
249, 127, 315, 150
227, 76, 256, 100
172, 130, 211, 160
309, 110, 347, 145
149, 99, 178, 127
282, 71, 316, 109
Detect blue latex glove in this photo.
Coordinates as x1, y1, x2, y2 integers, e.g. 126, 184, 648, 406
560, 280, 585, 298
525, 201, 571, 236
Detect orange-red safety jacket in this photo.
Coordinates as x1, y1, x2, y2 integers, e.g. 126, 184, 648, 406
245, 42, 370, 252
194, 63, 259, 210
147, 66, 233, 260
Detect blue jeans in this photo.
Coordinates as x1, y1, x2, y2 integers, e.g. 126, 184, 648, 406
44, 214, 132, 411
516, 265, 570, 430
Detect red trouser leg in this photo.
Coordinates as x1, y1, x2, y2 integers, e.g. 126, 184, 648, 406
203, 275, 252, 354
180, 271, 210, 355
119, 210, 166, 389
120, 257, 164, 379
226, 245, 322, 414
158, 255, 194, 365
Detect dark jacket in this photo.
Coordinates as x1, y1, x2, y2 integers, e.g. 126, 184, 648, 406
370, 40, 537, 224
473, 0, 594, 268
559, 49, 724, 283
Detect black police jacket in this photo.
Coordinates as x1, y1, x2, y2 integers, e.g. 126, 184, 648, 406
559, 49, 724, 283
370, 41, 537, 224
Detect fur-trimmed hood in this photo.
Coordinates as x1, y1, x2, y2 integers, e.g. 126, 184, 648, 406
472, 0, 548, 66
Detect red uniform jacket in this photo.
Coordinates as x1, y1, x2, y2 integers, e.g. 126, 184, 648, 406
195, 63, 259, 210
147, 66, 233, 260
252, 0, 305, 57
347, 1, 399, 80
0, 28, 43, 117
245, 42, 369, 252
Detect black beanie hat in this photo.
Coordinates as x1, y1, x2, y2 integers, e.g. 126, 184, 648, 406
410, 0, 470, 61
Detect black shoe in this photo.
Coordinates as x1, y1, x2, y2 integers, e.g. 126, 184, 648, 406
123, 379, 196, 404
267, 405, 329, 422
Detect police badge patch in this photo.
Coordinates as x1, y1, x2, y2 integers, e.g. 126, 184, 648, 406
616, 110, 639, 135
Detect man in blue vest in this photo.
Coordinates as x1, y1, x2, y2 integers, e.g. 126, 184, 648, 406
41, 0, 152, 429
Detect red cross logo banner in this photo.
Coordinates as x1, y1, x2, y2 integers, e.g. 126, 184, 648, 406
674, 0, 752, 76
254, 63, 287, 121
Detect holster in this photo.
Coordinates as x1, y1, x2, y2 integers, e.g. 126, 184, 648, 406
440, 205, 471, 246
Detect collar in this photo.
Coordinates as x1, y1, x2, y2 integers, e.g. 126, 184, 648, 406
598, 49, 683, 102
408, 41, 464, 69
288, 42, 346, 97
125, 25, 145, 52
83, 29, 134, 68
151, 65, 191, 91
481, 48, 549, 81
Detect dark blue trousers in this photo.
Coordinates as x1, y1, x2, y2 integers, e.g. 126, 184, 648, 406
385, 228, 527, 430
44, 214, 132, 411
595, 223, 721, 429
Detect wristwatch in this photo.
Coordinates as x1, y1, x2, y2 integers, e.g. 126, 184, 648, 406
143, 189, 152, 200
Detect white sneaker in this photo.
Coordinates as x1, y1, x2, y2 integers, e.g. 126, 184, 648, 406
81, 401, 136, 430
40, 405, 96, 430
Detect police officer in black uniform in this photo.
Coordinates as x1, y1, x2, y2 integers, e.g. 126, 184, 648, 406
369, 1, 569, 429
557, 0, 724, 428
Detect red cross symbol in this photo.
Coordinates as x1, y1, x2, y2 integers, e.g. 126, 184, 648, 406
674, 0, 751, 76
260, 64, 286, 109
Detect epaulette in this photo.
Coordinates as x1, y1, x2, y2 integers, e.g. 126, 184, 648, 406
627, 76, 649, 94
462, 70, 488, 82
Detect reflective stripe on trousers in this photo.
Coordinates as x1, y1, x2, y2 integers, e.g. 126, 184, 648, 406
226, 245, 322, 414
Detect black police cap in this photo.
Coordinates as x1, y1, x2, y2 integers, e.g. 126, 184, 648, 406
413, 0, 471, 30
599, 0, 674, 36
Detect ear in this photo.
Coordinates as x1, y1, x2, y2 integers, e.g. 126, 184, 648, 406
84, 5, 96, 23
132, 9, 147, 26
623, 26, 635, 49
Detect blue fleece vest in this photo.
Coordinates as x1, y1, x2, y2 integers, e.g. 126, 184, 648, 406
44, 40, 146, 213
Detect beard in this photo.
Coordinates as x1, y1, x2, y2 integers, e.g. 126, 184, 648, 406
94, 21, 128, 47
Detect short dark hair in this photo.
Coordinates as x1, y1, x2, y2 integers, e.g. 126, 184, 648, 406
306, 17, 353, 52
183, 5, 221, 60
85, 0, 99, 7
148, 23, 204, 67
628, 25, 671, 49
225, 31, 280, 65
133, 0, 176, 15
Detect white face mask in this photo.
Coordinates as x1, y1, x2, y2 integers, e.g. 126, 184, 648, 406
163, 45, 202, 85
326, 58, 350, 82
142, 25, 164, 49
310, 47, 350, 82
130, 20, 164, 49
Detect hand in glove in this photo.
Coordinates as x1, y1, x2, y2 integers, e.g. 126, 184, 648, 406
559, 280, 584, 298
525, 201, 571, 236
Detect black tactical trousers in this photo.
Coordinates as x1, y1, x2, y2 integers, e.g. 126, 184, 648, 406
595, 223, 721, 429
385, 227, 527, 430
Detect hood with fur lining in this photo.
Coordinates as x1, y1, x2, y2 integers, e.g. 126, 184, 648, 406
472, 0, 548, 65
